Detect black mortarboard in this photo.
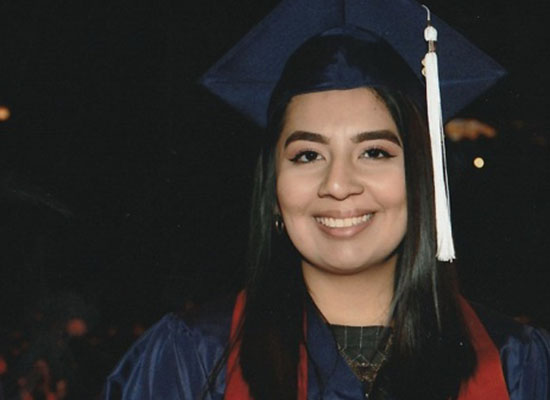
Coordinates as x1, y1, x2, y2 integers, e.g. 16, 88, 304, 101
200, 0, 505, 128
200, 0, 506, 261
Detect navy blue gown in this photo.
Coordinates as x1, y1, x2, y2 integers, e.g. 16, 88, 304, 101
102, 298, 550, 399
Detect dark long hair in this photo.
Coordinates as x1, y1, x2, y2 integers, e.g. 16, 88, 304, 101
219, 30, 477, 400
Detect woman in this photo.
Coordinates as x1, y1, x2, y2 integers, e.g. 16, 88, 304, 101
103, 4, 550, 400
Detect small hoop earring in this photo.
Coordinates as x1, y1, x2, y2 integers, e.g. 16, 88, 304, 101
274, 214, 285, 234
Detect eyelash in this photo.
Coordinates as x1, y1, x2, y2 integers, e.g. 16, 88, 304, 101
361, 147, 394, 159
290, 150, 322, 163
289, 147, 394, 164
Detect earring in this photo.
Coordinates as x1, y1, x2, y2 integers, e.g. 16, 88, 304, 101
274, 214, 285, 234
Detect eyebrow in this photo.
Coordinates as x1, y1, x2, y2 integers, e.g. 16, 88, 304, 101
283, 131, 328, 148
283, 129, 401, 148
352, 130, 401, 147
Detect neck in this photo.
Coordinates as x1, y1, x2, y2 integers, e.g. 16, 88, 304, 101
302, 256, 396, 326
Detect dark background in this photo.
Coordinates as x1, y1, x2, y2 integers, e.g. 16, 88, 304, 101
0, 0, 549, 394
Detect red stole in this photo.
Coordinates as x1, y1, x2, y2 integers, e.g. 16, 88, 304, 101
457, 297, 510, 400
224, 292, 509, 400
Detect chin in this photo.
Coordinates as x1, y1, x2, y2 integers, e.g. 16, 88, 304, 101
305, 255, 393, 276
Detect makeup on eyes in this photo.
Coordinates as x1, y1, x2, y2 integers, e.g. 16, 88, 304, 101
360, 147, 396, 159
290, 149, 322, 163
286, 139, 400, 164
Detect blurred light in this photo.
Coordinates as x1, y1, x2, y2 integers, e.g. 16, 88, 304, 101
473, 157, 485, 169
445, 118, 497, 141
0, 355, 7, 375
0, 105, 10, 121
66, 318, 88, 337
133, 323, 145, 337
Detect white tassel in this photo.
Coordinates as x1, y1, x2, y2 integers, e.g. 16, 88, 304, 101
421, 6, 455, 262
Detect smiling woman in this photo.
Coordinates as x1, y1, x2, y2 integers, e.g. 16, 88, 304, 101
102, 1, 550, 399
277, 89, 406, 271
276, 89, 407, 326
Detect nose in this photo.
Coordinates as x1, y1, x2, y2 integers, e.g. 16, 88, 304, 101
318, 158, 364, 200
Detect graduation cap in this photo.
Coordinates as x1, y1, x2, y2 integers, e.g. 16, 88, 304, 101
200, 0, 505, 261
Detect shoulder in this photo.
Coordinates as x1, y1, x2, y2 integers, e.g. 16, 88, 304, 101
472, 302, 550, 400
102, 297, 235, 399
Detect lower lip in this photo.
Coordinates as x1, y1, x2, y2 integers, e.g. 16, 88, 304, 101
315, 215, 374, 238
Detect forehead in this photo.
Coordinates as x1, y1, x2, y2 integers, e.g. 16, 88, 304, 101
281, 88, 399, 138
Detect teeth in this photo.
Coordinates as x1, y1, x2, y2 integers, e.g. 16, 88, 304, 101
315, 214, 372, 228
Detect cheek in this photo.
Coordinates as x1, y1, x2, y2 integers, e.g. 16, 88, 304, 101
370, 168, 408, 231
385, 176, 407, 208
276, 171, 315, 218
388, 172, 408, 228
365, 166, 407, 205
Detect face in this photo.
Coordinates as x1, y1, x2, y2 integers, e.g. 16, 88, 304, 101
275, 88, 407, 275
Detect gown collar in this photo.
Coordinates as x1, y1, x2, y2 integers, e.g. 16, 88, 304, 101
305, 296, 370, 399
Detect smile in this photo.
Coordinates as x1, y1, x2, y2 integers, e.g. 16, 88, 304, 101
315, 214, 373, 228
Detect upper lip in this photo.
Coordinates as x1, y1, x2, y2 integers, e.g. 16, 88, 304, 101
313, 209, 374, 219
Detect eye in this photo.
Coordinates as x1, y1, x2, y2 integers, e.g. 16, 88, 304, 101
361, 148, 393, 159
290, 150, 323, 163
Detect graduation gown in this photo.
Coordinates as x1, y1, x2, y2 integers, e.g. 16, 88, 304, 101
102, 297, 550, 400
